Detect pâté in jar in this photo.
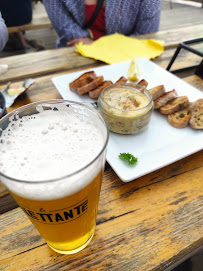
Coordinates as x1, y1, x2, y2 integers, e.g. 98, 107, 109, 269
98, 83, 154, 134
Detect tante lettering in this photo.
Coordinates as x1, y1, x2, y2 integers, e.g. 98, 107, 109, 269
64, 210, 73, 220
82, 200, 88, 212
22, 199, 88, 224
22, 207, 39, 220
36, 213, 53, 222
27, 210, 39, 220
55, 213, 64, 222
74, 200, 88, 215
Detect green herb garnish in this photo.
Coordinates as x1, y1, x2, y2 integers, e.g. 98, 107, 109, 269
119, 153, 138, 165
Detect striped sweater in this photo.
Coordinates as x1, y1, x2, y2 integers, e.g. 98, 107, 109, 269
43, 0, 161, 48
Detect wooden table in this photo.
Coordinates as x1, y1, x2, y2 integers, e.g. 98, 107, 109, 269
0, 25, 203, 271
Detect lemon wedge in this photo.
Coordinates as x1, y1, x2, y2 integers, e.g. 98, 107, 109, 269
128, 58, 139, 81
8, 87, 25, 96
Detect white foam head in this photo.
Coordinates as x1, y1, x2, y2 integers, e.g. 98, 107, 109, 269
0, 102, 108, 200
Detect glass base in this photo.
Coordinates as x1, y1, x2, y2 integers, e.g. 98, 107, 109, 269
47, 233, 94, 255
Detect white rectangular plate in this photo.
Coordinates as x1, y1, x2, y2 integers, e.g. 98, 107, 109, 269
52, 58, 203, 182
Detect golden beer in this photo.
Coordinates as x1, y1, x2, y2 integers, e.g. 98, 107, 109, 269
10, 170, 103, 254
0, 100, 108, 254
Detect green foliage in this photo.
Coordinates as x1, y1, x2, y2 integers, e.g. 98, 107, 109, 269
119, 153, 138, 165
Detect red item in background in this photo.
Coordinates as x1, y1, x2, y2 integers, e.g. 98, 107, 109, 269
85, 4, 106, 40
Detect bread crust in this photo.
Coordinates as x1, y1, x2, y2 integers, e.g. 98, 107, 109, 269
189, 99, 203, 129
154, 89, 177, 109
115, 76, 128, 84
69, 71, 97, 91
77, 76, 104, 95
89, 81, 113, 99
137, 79, 148, 88
168, 103, 192, 128
148, 85, 165, 101
160, 96, 189, 114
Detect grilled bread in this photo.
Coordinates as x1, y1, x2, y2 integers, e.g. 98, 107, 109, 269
137, 79, 148, 88
189, 99, 203, 129
69, 71, 96, 91
160, 96, 189, 115
168, 103, 192, 128
115, 76, 128, 84
154, 89, 177, 109
148, 85, 165, 101
89, 81, 113, 99
77, 76, 104, 95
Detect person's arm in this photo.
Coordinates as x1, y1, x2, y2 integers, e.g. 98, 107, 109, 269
131, 0, 161, 35
0, 12, 8, 51
43, 0, 91, 47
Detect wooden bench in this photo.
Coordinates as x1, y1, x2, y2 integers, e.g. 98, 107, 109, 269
185, 0, 203, 4
7, 2, 52, 34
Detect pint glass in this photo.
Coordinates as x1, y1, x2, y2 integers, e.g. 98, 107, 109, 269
0, 100, 108, 254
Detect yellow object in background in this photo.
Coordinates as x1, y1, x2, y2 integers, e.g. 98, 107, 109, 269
128, 58, 139, 81
8, 87, 25, 96
76, 33, 164, 64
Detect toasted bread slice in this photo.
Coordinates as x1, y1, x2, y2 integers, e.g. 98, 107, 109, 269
148, 85, 165, 101
115, 76, 128, 84
137, 79, 148, 88
89, 81, 113, 99
168, 103, 192, 128
69, 71, 97, 91
189, 99, 203, 129
160, 96, 189, 115
77, 76, 104, 95
154, 89, 177, 109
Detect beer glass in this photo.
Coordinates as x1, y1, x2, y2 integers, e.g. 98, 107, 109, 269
0, 100, 108, 254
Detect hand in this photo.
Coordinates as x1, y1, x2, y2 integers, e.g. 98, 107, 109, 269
67, 37, 93, 46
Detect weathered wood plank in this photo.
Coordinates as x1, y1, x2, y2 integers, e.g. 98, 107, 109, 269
184, 0, 203, 4
137, 24, 203, 49
0, 150, 202, 270
0, 47, 99, 84
0, 193, 18, 214
7, 17, 52, 34
160, 4, 203, 31
0, 25, 202, 85
153, 43, 202, 74
0, 45, 201, 87
184, 74, 203, 90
